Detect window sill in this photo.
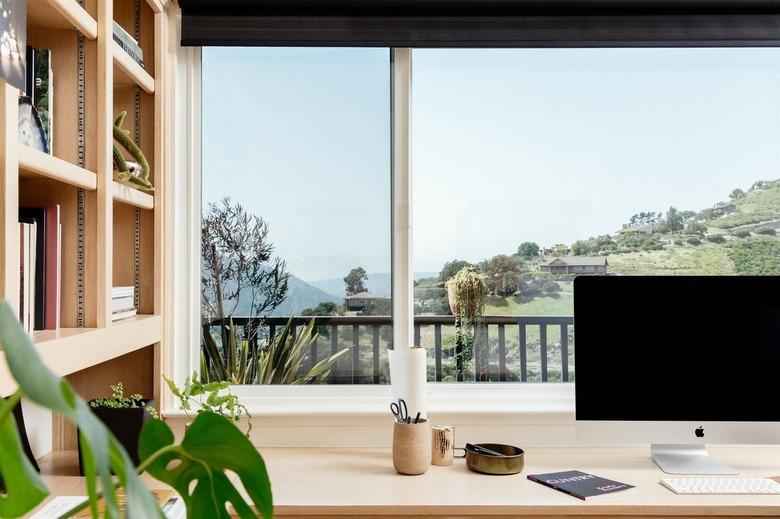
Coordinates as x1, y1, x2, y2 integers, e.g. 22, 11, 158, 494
162, 383, 575, 417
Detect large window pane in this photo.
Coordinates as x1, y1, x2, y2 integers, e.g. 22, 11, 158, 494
201, 48, 391, 385
412, 48, 780, 383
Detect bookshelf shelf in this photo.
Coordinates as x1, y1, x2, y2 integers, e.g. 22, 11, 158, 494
18, 145, 98, 190
0, 315, 162, 395
113, 181, 155, 209
27, 0, 98, 39
113, 41, 155, 93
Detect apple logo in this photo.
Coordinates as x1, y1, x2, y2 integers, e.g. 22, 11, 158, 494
695, 426, 704, 438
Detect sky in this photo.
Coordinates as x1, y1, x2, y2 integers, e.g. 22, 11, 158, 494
203, 47, 780, 279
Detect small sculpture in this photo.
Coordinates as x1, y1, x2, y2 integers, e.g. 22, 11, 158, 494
113, 111, 154, 192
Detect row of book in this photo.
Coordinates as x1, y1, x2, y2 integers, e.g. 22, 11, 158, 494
113, 21, 145, 68
19, 206, 61, 333
19, 206, 138, 332
112, 286, 137, 322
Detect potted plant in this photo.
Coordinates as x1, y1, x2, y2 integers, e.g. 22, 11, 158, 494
165, 373, 252, 435
0, 300, 273, 518
445, 266, 488, 381
78, 383, 158, 474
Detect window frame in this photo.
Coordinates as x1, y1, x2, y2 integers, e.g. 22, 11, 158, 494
167, 44, 576, 417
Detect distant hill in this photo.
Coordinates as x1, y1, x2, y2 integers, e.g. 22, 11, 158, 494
309, 271, 437, 298
222, 274, 340, 317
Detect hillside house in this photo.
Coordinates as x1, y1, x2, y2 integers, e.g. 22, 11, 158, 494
540, 256, 608, 275
614, 223, 654, 239
344, 292, 390, 312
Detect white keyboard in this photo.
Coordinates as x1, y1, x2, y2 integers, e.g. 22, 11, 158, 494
661, 477, 780, 495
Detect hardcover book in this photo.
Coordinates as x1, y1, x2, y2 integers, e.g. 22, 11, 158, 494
527, 470, 635, 500
20, 209, 46, 330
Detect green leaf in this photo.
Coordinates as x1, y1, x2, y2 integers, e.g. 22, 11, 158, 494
139, 413, 273, 519
0, 301, 162, 519
0, 401, 48, 517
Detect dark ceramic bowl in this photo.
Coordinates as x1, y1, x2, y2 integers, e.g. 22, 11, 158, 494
460, 443, 525, 475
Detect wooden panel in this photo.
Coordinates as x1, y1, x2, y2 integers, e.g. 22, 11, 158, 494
113, 182, 154, 209
18, 145, 97, 190
97, 0, 114, 328
0, 83, 20, 317
113, 42, 155, 93
27, 0, 99, 39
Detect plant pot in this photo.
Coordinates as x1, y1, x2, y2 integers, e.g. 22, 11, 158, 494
445, 280, 458, 314
78, 399, 154, 476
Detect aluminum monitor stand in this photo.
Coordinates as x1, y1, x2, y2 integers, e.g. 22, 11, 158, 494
651, 444, 738, 475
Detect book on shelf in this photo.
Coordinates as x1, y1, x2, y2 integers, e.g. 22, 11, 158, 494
112, 295, 135, 313
19, 222, 36, 334
112, 308, 137, 322
19, 209, 45, 330
112, 285, 135, 299
24, 46, 53, 153
113, 21, 145, 68
19, 206, 61, 331
527, 470, 635, 500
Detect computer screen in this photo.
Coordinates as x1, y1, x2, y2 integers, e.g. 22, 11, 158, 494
574, 276, 780, 422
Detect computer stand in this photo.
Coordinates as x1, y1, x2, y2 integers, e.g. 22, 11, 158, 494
651, 444, 738, 475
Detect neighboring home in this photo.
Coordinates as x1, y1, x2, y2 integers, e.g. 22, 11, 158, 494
344, 292, 390, 312
711, 202, 736, 218
540, 256, 608, 275
614, 223, 654, 239
541, 244, 570, 256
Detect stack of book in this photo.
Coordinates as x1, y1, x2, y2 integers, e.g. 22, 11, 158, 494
19, 206, 61, 334
113, 22, 144, 68
112, 286, 137, 322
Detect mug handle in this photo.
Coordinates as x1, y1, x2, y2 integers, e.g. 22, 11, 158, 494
454, 447, 467, 459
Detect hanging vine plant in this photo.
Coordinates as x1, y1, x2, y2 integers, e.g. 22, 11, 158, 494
445, 266, 488, 380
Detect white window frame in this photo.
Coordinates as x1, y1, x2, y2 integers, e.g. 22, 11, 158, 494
167, 43, 575, 422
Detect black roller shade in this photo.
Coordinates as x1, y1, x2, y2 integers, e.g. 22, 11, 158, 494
180, 1, 780, 47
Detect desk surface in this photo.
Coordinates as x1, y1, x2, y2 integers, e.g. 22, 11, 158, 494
35, 446, 780, 517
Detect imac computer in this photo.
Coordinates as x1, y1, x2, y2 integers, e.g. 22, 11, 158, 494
574, 275, 780, 475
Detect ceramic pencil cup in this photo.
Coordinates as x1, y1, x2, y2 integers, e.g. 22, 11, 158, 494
392, 419, 431, 475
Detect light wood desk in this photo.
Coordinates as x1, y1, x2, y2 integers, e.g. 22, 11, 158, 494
34, 447, 780, 517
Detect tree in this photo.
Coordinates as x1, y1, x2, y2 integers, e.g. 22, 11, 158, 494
302, 301, 341, 337
439, 259, 474, 282
628, 211, 662, 226
201, 197, 289, 322
665, 206, 685, 233
516, 242, 540, 260
482, 254, 521, 297
685, 221, 707, 235
730, 188, 746, 201
302, 301, 340, 317
344, 267, 368, 295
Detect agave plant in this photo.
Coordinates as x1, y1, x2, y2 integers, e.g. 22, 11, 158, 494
201, 316, 350, 385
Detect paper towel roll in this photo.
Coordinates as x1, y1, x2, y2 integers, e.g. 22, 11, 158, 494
388, 347, 427, 419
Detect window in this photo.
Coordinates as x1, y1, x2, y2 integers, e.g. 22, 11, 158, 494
412, 48, 780, 384
201, 48, 392, 385
198, 47, 780, 390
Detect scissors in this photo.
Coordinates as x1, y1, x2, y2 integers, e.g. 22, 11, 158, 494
390, 398, 409, 423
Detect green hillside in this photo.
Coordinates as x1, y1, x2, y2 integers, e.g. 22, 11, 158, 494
475, 178, 780, 316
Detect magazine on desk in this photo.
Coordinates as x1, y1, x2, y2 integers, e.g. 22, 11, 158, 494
527, 470, 635, 500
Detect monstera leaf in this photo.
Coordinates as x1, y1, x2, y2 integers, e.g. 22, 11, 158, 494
0, 398, 48, 517
0, 301, 161, 518
138, 413, 273, 519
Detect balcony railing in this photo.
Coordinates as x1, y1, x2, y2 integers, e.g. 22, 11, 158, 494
206, 315, 574, 384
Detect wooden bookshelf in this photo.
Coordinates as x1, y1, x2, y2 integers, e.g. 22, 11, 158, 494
0, 0, 170, 460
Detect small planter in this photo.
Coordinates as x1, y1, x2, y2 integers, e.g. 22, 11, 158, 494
78, 399, 154, 475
